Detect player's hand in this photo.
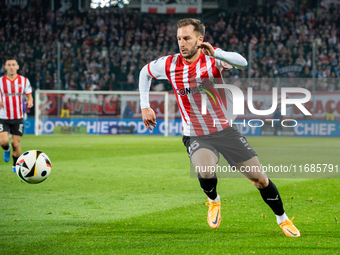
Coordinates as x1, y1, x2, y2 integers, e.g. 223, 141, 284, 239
142, 107, 157, 131
25, 101, 34, 108
196, 42, 215, 56
0, 102, 3, 109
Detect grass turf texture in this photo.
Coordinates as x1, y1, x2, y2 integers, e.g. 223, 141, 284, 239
0, 135, 339, 255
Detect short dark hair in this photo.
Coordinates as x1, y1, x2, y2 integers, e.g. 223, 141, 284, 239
5, 56, 18, 63
177, 18, 205, 37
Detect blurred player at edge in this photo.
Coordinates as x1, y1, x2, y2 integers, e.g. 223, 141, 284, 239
139, 18, 300, 237
0, 57, 33, 172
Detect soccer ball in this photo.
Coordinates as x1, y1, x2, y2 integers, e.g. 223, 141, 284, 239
16, 150, 52, 184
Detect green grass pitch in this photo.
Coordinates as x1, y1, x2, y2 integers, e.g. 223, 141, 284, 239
1, 135, 339, 255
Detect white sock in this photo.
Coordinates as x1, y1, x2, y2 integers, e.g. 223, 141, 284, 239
276, 213, 289, 224
208, 194, 220, 203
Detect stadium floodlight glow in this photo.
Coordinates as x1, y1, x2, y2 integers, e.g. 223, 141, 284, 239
90, 1, 98, 8
90, 0, 109, 8
90, 0, 130, 8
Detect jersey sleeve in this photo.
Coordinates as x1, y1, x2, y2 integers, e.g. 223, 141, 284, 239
139, 56, 169, 109
212, 48, 248, 70
24, 78, 32, 95
146, 56, 169, 80
212, 47, 229, 70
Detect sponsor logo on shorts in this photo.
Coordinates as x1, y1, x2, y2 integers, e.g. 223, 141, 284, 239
239, 137, 252, 150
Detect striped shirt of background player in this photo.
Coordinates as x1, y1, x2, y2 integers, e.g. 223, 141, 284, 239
0, 75, 32, 120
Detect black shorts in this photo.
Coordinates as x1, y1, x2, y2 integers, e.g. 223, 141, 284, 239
0, 119, 24, 136
182, 126, 257, 167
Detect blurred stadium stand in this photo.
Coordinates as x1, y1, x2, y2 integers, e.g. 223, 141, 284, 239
1, 0, 340, 92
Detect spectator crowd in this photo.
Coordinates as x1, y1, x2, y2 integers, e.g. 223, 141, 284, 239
1, 2, 340, 92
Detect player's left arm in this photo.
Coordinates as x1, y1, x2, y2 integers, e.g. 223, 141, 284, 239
25, 93, 33, 108
0, 93, 3, 109
196, 42, 247, 69
24, 78, 34, 108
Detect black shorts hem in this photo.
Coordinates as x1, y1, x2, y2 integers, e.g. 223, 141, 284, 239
182, 126, 257, 167
0, 119, 24, 136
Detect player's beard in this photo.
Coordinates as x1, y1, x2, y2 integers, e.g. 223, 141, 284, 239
181, 41, 198, 60
7, 69, 16, 77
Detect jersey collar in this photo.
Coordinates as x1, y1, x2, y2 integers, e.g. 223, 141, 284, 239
5, 74, 19, 82
181, 51, 204, 67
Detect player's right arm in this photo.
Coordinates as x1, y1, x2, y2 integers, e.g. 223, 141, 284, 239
139, 56, 169, 130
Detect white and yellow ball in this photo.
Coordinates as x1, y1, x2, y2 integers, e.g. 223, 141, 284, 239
16, 150, 52, 184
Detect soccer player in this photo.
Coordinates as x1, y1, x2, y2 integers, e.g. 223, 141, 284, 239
0, 57, 33, 172
139, 18, 300, 237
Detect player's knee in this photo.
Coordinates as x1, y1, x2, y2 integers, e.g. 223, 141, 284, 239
191, 149, 217, 167
193, 157, 216, 168
0, 140, 9, 148
193, 160, 217, 178
198, 170, 215, 179
11, 140, 21, 149
251, 178, 269, 189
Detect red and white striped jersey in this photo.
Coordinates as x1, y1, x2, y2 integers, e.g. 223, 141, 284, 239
139, 48, 247, 136
0, 74, 32, 120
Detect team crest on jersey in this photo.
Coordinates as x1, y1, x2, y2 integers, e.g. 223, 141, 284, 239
200, 66, 207, 73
